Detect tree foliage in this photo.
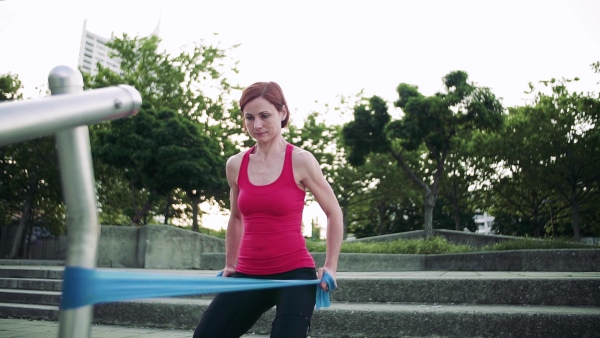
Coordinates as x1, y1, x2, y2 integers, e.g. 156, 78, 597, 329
480, 77, 600, 239
94, 106, 225, 228
0, 73, 64, 258
84, 34, 237, 229
343, 71, 503, 238
0, 73, 23, 101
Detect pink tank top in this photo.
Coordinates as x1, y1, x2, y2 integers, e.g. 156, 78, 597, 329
236, 143, 315, 275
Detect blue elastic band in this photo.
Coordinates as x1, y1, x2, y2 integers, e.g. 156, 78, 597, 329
60, 267, 335, 310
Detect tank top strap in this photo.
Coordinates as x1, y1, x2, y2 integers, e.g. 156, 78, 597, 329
238, 145, 255, 186
283, 143, 295, 181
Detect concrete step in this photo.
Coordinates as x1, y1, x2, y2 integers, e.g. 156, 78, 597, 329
0, 277, 62, 291
0, 265, 63, 279
0, 302, 58, 321
2, 299, 597, 338
0, 260, 64, 266
332, 272, 600, 306
1, 269, 599, 307
0, 289, 61, 305
91, 298, 600, 338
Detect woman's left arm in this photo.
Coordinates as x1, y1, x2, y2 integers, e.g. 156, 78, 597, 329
295, 149, 343, 290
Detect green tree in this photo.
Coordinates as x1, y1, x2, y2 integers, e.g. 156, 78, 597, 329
343, 71, 503, 238
95, 107, 224, 228
85, 34, 239, 228
485, 78, 600, 239
287, 102, 383, 240
0, 73, 23, 101
439, 136, 480, 231
1, 74, 63, 257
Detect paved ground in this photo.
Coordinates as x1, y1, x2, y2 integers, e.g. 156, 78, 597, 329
0, 318, 269, 338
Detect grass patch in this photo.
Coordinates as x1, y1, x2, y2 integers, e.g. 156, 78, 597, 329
306, 236, 472, 255
306, 236, 594, 254
479, 237, 593, 251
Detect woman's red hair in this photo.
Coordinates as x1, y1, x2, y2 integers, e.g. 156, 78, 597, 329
239, 82, 290, 129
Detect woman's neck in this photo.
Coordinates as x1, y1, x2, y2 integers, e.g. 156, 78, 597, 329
252, 136, 287, 161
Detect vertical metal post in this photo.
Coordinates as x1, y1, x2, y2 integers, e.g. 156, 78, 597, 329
51, 66, 99, 338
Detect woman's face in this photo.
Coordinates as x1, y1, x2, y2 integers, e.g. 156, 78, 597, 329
243, 97, 286, 141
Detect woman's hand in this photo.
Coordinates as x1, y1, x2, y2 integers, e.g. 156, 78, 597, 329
222, 266, 236, 277
317, 267, 337, 291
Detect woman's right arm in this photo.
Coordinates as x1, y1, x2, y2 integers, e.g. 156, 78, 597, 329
223, 155, 243, 277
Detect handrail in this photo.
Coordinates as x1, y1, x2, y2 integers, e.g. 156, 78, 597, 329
0, 84, 141, 147
0, 65, 142, 338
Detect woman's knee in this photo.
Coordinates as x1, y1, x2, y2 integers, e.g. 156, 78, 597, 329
270, 312, 312, 338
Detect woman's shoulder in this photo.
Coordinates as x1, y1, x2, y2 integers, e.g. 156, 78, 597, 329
290, 145, 318, 166
226, 150, 247, 169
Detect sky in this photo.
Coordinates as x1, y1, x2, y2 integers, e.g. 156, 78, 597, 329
1, 0, 599, 232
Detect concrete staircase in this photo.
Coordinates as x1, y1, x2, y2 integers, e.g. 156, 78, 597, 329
1, 261, 599, 337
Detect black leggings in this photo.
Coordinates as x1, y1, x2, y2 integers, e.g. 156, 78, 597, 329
193, 267, 317, 338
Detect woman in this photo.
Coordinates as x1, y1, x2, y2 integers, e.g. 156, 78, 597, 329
193, 81, 343, 338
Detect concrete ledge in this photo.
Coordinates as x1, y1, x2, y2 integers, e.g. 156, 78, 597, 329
0, 260, 64, 266
313, 253, 425, 271
97, 224, 225, 269
425, 249, 600, 271
200, 253, 426, 271
201, 249, 600, 272
332, 277, 600, 306
98, 226, 139, 268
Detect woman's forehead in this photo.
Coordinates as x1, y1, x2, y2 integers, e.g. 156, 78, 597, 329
243, 97, 278, 114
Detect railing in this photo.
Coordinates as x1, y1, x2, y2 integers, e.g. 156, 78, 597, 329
0, 65, 142, 338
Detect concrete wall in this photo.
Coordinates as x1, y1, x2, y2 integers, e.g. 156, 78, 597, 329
12, 225, 600, 272
201, 249, 600, 272
97, 224, 225, 269
97, 226, 139, 268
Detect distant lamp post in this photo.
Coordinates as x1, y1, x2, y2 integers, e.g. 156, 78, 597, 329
542, 199, 555, 238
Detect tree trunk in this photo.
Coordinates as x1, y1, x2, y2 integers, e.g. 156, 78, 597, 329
533, 208, 541, 238
423, 189, 434, 239
571, 200, 581, 240
8, 190, 34, 259
130, 180, 136, 224
163, 193, 171, 225
191, 195, 201, 232
130, 200, 153, 226
450, 182, 461, 231
391, 149, 444, 240
378, 200, 385, 236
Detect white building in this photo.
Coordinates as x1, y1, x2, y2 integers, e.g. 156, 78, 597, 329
77, 19, 160, 76
474, 211, 495, 235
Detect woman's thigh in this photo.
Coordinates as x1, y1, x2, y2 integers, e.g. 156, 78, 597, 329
193, 289, 275, 338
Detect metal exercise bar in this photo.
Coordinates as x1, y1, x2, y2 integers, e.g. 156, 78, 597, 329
0, 75, 141, 147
